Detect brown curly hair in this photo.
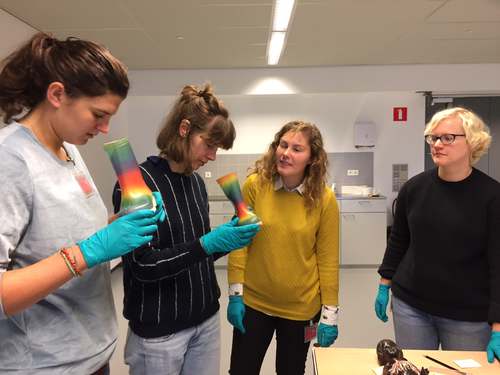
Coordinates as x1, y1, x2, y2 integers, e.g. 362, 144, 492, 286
250, 121, 328, 209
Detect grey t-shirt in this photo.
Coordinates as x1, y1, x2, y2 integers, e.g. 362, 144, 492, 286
0, 123, 117, 374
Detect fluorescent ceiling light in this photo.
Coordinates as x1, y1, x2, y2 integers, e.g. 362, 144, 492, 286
246, 77, 296, 95
267, 31, 286, 65
273, 0, 295, 31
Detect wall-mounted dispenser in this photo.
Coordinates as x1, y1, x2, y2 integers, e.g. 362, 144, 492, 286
353, 121, 376, 148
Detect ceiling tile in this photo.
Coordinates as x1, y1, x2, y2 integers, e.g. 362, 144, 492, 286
0, 0, 137, 29
428, 0, 500, 23
1, 0, 498, 68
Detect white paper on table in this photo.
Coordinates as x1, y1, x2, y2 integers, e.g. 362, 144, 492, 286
453, 358, 481, 368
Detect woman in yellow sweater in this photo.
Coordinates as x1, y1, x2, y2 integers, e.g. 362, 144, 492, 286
227, 121, 340, 375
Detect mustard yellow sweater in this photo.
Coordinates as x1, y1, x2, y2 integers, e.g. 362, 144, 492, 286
228, 173, 339, 320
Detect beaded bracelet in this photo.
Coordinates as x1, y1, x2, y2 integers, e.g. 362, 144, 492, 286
59, 250, 77, 277
59, 248, 82, 277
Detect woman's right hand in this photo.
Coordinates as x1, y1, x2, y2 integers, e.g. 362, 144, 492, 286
78, 208, 161, 268
227, 295, 246, 334
200, 218, 260, 255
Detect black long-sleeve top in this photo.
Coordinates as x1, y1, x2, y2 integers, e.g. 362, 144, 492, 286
378, 168, 500, 323
113, 156, 222, 338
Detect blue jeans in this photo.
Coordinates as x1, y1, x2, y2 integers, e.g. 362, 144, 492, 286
392, 295, 491, 350
124, 312, 220, 375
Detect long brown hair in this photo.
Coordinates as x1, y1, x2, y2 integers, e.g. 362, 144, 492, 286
251, 121, 328, 209
156, 83, 235, 174
0, 32, 129, 123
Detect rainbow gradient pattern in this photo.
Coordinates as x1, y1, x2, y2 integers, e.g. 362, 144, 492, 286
216, 172, 260, 226
104, 138, 156, 216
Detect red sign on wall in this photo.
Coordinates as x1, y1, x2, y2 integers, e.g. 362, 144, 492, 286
393, 107, 408, 122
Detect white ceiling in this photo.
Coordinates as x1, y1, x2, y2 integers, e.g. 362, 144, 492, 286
1, 0, 500, 70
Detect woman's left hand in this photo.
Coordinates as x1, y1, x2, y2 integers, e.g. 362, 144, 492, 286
151, 191, 166, 222
487, 330, 500, 363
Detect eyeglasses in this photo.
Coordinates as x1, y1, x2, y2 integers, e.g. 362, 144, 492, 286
425, 134, 465, 145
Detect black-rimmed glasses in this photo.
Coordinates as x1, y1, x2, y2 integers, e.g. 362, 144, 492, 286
425, 134, 465, 145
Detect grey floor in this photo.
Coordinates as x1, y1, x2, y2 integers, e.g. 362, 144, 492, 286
109, 266, 394, 374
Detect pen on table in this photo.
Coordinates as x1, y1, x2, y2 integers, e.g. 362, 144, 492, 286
423, 355, 467, 375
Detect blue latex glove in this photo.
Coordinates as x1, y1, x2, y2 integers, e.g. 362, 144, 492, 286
375, 284, 391, 322
487, 331, 500, 363
152, 191, 166, 222
317, 323, 338, 347
78, 206, 161, 268
227, 295, 246, 334
200, 218, 260, 255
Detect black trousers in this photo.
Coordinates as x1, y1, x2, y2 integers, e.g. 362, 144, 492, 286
229, 305, 320, 375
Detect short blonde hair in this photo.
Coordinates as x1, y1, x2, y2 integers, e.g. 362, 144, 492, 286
424, 107, 491, 165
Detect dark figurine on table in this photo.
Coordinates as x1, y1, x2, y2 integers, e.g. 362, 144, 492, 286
376, 339, 429, 375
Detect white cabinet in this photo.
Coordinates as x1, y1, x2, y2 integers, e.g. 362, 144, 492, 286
209, 200, 235, 228
209, 199, 235, 229
339, 198, 386, 266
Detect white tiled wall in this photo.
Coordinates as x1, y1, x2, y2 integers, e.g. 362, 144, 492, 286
197, 152, 374, 198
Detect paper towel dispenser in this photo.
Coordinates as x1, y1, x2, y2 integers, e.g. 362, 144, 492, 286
353, 121, 375, 148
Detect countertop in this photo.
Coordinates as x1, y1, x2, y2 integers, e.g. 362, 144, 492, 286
209, 194, 386, 201
335, 194, 386, 200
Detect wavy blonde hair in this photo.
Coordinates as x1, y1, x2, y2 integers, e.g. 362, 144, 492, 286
424, 107, 491, 165
250, 121, 328, 209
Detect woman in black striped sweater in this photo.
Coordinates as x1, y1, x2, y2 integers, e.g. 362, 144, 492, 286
113, 83, 260, 375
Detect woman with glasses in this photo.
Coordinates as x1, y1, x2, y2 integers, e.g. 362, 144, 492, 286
113, 83, 260, 375
374, 107, 500, 363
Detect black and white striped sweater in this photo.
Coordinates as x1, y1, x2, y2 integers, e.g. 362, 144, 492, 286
112, 156, 222, 338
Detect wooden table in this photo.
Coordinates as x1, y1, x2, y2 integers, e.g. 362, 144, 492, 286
312, 347, 500, 375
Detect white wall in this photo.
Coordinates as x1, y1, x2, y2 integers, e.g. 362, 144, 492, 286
108, 92, 423, 217
0, 9, 36, 59
80, 63, 500, 216
0, 9, 36, 129
2, 10, 500, 218
128, 64, 500, 96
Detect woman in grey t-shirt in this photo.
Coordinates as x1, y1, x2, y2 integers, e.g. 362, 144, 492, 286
0, 33, 163, 374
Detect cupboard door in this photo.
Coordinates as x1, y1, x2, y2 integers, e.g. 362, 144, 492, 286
340, 212, 386, 265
